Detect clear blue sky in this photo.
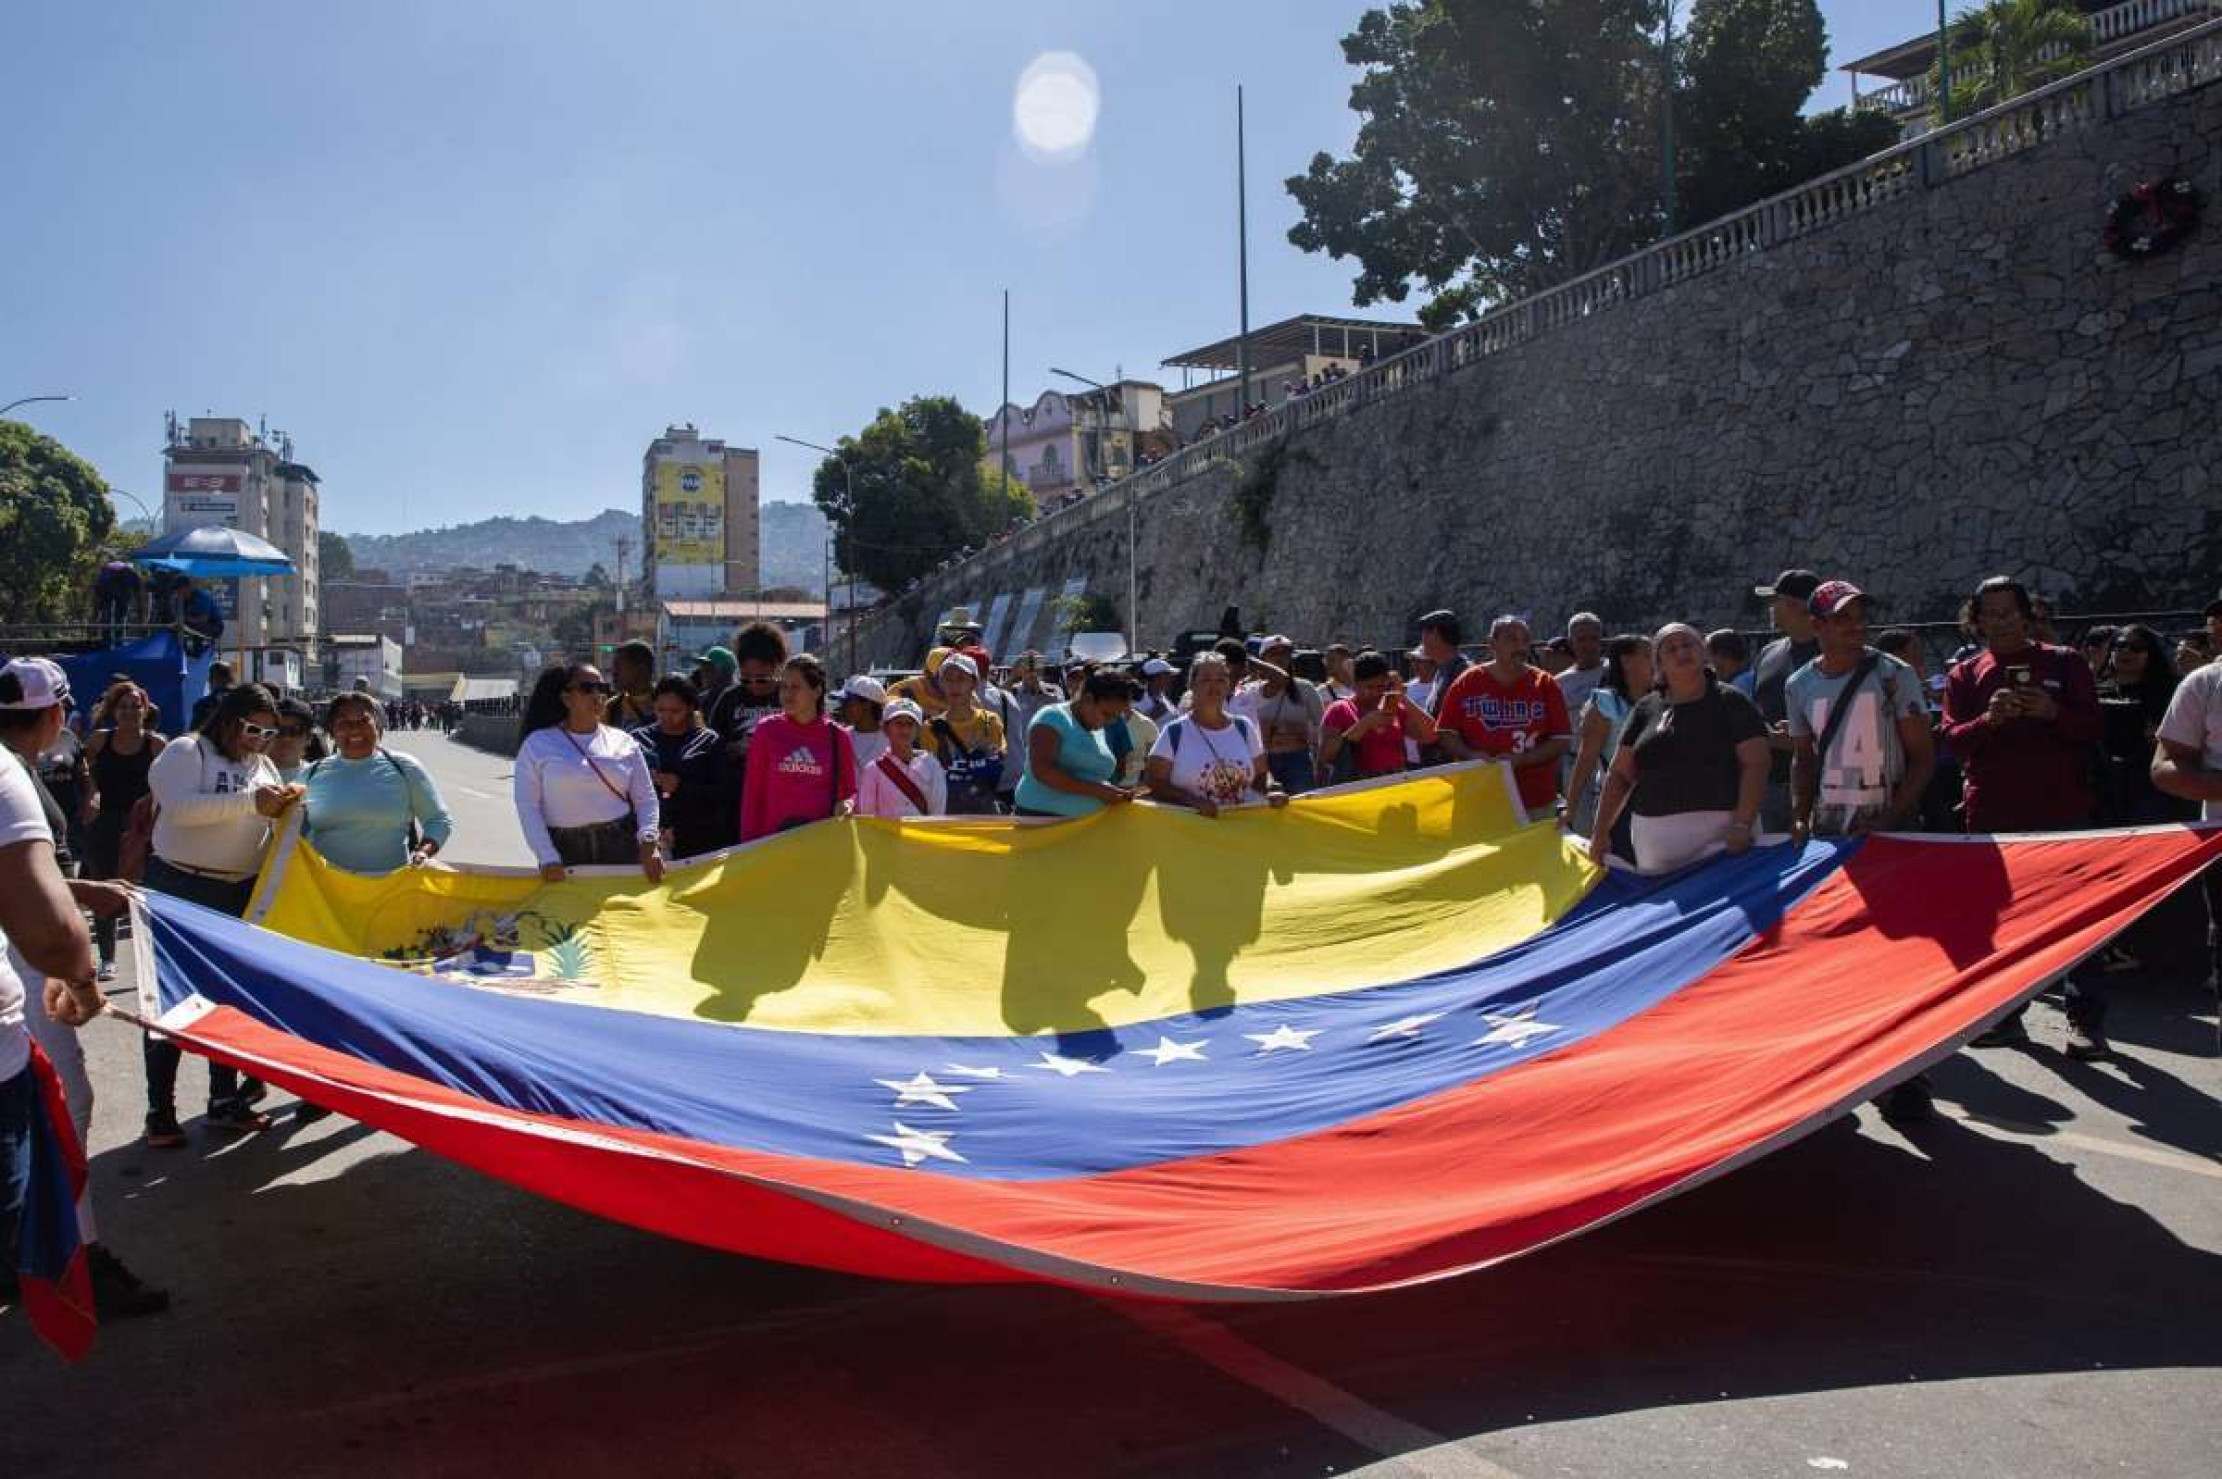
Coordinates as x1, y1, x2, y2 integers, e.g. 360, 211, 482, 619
1, 1, 1939, 536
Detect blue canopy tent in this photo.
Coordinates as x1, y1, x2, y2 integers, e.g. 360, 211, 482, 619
131, 524, 294, 578
54, 629, 214, 738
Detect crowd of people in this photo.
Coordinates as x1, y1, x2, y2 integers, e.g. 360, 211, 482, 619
2, 568, 2219, 1325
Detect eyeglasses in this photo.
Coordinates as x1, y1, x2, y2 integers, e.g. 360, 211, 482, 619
568, 681, 613, 695
240, 722, 278, 740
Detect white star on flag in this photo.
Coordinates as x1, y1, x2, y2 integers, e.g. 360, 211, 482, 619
866, 1121, 966, 1167
1475, 1008, 1562, 1049
1138, 1035, 1209, 1066
942, 1063, 1006, 1080
874, 1071, 972, 1112
1245, 1023, 1321, 1054
1031, 1049, 1112, 1078
1367, 1012, 1445, 1043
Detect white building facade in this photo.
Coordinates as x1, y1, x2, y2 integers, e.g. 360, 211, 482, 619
161, 415, 321, 652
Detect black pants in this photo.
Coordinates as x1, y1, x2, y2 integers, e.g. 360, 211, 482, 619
141, 856, 259, 1120
2205, 860, 2222, 986
548, 817, 638, 866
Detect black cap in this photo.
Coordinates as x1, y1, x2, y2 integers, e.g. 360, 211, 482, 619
1754, 568, 1821, 600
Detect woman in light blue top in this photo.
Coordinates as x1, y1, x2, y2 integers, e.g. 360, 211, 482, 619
1564, 634, 1654, 837
1014, 669, 1138, 818
300, 691, 453, 873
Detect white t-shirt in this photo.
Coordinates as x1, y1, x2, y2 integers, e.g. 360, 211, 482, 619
513, 724, 661, 868
1148, 713, 1264, 807
2156, 662, 2222, 821
0, 749, 55, 1081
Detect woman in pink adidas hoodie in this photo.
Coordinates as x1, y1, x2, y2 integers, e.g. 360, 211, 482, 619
739, 654, 857, 841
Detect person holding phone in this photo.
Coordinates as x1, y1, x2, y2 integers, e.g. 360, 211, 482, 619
1941, 575, 2104, 1055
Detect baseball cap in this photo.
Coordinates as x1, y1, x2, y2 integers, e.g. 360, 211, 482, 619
1808, 580, 1867, 617
833, 674, 887, 707
882, 697, 924, 727
693, 645, 738, 677
957, 644, 994, 677
941, 652, 979, 683
0, 657, 72, 711
1754, 568, 1822, 600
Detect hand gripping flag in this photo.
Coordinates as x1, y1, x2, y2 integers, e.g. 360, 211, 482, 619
125, 765, 2220, 1300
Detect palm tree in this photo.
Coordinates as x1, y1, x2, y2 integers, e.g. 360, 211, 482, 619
1930, 0, 2094, 122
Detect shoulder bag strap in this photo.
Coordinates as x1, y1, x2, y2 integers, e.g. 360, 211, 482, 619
560, 727, 632, 806
1813, 654, 1882, 768
873, 751, 930, 815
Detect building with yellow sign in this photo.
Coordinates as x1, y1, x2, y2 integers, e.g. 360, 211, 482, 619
640, 424, 760, 602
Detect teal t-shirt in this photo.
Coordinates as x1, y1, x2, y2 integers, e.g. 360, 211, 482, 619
1014, 702, 1117, 817
302, 749, 453, 873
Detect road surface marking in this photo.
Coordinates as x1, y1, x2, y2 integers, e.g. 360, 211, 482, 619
1108, 1300, 1526, 1479
1936, 1104, 2221, 1179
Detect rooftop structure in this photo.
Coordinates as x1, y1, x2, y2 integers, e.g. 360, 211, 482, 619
1844, 0, 2219, 123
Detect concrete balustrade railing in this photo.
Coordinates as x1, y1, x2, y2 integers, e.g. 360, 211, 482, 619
853, 16, 2222, 663
1859, 0, 2219, 113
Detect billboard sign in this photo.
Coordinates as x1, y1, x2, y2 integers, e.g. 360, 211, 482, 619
653, 461, 725, 566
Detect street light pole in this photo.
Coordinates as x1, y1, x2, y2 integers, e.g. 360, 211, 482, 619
107, 487, 158, 525
1936, 0, 1953, 119
1048, 367, 1138, 656
0, 393, 73, 419
776, 433, 857, 673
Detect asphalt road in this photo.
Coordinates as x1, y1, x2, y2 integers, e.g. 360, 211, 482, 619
4, 729, 2218, 1478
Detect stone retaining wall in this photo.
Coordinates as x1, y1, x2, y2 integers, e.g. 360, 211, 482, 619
854, 69, 2220, 668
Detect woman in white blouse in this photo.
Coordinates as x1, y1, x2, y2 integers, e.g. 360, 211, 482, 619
513, 663, 664, 884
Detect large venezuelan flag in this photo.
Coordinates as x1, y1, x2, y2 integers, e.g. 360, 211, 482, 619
129, 764, 2219, 1299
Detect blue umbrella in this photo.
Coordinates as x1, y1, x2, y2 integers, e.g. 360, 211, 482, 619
132, 524, 296, 578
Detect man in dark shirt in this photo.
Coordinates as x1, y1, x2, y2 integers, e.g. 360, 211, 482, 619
1751, 568, 1822, 831
189, 661, 235, 734
1941, 575, 2105, 1056
1414, 609, 1468, 717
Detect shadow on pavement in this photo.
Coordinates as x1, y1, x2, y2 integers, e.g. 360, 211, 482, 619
5, 997, 2217, 1477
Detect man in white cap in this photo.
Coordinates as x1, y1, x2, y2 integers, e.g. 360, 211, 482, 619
831, 673, 889, 766
0, 657, 169, 1317
1135, 658, 1178, 722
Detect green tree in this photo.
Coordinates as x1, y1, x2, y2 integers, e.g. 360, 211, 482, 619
1288, 0, 1900, 322
1930, 0, 2092, 122
318, 529, 357, 581
0, 419, 116, 624
583, 561, 612, 589
808, 396, 1032, 594
1675, 0, 1901, 226
1289, 0, 1671, 317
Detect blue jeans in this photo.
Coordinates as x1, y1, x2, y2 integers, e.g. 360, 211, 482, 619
141, 856, 258, 1121
0, 1063, 30, 1277
1267, 750, 1317, 795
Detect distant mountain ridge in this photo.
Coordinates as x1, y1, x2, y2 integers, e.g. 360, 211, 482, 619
340, 502, 829, 592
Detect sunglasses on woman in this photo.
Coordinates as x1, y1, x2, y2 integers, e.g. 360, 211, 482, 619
240, 722, 279, 740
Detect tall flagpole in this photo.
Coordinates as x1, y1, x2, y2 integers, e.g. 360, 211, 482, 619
1001, 288, 1011, 498
1661, 3, 1678, 235
1236, 85, 1251, 418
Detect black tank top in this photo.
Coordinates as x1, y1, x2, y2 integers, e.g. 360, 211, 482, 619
92, 731, 159, 817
